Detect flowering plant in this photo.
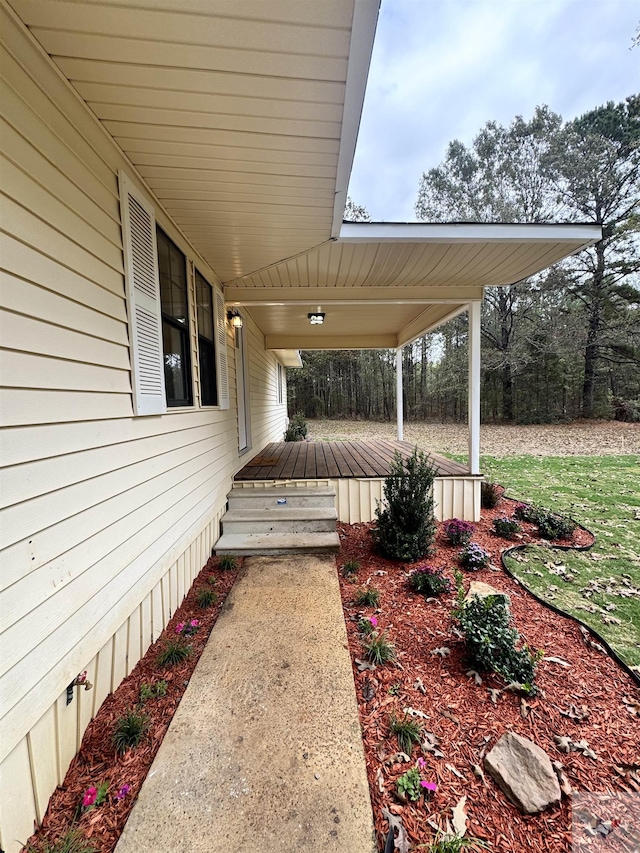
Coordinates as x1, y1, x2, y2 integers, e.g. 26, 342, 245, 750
407, 564, 452, 597
114, 783, 131, 802
357, 615, 379, 636
81, 780, 109, 812
458, 543, 491, 571
175, 618, 200, 638
396, 763, 438, 802
442, 518, 475, 546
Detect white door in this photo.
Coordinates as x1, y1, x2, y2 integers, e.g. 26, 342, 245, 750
235, 323, 250, 451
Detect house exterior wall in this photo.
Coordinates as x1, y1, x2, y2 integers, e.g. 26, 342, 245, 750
0, 11, 287, 850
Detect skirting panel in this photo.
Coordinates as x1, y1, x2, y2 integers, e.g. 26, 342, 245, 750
0, 505, 225, 853
235, 477, 482, 523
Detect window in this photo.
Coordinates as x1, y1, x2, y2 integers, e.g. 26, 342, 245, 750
195, 269, 217, 406
157, 227, 192, 407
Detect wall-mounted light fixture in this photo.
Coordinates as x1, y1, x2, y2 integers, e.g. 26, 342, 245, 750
227, 309, 243, 328
308, 306, 325, 325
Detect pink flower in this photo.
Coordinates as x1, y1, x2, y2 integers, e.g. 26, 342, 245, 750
417, 757, 426, 769
175, 623, 184, 634
83, 786, 97, 807
421, 781, 437, 792
115, 783, 131, 801
190, 619, 199, 628
369, 616, 378, 627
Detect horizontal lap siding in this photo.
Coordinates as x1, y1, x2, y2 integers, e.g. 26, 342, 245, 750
0, 14, 286, 851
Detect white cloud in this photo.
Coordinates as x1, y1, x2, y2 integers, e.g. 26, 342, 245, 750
348, 0, 640, 220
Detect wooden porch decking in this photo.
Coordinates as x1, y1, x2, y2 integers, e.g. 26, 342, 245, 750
235, 440, 472, 481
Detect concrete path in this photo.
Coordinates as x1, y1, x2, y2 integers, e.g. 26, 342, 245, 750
115, 555, 376, 853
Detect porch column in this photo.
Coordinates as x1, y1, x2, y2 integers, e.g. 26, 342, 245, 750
468, 301, 481, 474
396, 346, 403, 441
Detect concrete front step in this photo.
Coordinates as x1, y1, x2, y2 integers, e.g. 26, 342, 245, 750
222, 507, 338, 535
227, 485, 336, 510
214, 531, 340, 556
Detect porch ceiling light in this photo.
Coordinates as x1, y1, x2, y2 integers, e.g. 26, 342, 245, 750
308, 306, 325, 325
227, 309, 243, 328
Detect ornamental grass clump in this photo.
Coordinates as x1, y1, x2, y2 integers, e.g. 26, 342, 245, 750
442, 518, 475, 546
218, 554, 237, 571
492, 516, 521, 540
407, 564, 452, 597
458, 543, 491, 571
455, 593, 540, 695
342, 559, 361, 579
363, 632, 396, 665
389, 713, 421, 753
371, 448, 437, 562
156, 637, 192, 667
26, 829, 97, 853
196, 587, 218, 608
112, 709, 150, 754
354, 587, 381, 607
481, 481, 501, 509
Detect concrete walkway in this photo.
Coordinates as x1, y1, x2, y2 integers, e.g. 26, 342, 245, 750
115, 555, 376, 853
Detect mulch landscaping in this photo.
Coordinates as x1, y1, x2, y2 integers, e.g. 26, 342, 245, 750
337, 496, 639, 852
23, 495, 639, 853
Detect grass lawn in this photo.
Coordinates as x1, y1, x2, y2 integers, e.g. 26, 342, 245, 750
480, 454, 640, 670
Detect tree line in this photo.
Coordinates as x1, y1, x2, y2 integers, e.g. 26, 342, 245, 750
287, 97, 640, 423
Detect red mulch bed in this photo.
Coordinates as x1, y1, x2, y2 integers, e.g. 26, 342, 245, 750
23, 497, 639, 853
23, 558, 241, 853
337, 497, 639, 852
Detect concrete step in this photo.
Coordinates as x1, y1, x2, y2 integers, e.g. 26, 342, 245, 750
222, 507, 338, 535
214, 531, 340, 556
227, 485, 336, 510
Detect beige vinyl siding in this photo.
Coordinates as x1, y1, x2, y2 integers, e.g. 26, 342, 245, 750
0, 12, 286, 851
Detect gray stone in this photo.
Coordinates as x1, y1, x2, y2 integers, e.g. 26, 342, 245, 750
484, 731, 561, 814
464, 581, 510, 607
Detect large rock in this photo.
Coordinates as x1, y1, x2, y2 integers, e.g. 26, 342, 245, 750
484, 732, 561, 814
464, 581, 510, 607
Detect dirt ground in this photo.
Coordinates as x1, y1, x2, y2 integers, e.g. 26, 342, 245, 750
307, 419, 640, 457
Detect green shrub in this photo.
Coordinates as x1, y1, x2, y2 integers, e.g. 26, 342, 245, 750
218, 554, 237, 571
283, 412, 308, 441
458, 543, 491, 571
139, 679, 167, 703
442, 518, 475, 545
492, 516, 521, 539
157, 638, 192, 667
397, 767, 422, 801
362, 632, 396, 665
407, 564, 452, 597
354, 587, 380, 607
514, 502, 541, 523
536, 510, 576, 540
112, 709, 149, 754
389, 714, 421, 753
371, 448, 437, 562
456, 594, 539, 694
481, 481, 501, 509
196, 587, 218, 608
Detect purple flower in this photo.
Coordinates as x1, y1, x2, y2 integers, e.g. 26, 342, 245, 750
417, 757, 426, 769
115, 783, 131, 801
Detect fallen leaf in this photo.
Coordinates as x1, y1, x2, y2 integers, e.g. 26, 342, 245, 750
451, 795, 468, 837
376, 766, 385, 793
431, 647, 450, 657
403, 706, 429, 719
466, 669, 483, 685
446, 762, 465, 779
382, 807, 410, 853
488, 688, 501, 705
544, 656, 571, 667
355, 657, 376, 672
413, 677, 426, 694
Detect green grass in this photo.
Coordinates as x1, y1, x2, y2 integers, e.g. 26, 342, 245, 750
480, 454, 640, 669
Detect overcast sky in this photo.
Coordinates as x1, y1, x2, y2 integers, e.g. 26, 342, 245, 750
348, 0, 639, 221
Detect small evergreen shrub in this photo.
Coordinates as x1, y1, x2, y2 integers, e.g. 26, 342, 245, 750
157, 638, 192, 667
354, 587, 381, 607
442, 518, 475, 545
112, 709, 149, 754
283, 412, 308, 441
481, 481, 501, 509
218, 554, 237, 571
389, 714, 421, 753
363, 632, 396, 665
371, 448, 437, 562
458, 543, 491, 571
536, 510, 576, 540
513, 502, 541, 523
492, 516, 521, 540
197, 587, 218, 608
456, 594, 540, 694
407, 564, 452, 597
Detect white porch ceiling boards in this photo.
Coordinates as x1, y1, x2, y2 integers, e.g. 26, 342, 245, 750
9, 0, 379, 281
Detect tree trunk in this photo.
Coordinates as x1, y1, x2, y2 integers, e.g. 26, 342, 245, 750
581, 241, 606, 418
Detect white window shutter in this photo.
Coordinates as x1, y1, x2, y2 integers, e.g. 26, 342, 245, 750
118, 171, 166, 416
214, 287, 230, 409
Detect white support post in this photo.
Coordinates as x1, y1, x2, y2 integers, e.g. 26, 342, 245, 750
396, 346, 403, 442
468, 301, 481, 475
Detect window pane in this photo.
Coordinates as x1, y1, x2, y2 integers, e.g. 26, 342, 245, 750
199, 337, 217, 406
163, 320, 190, 405
157, 227, 192, 406
195, 272, 214, 341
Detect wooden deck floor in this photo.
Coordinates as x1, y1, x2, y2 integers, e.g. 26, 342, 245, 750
235, 440, 471, 481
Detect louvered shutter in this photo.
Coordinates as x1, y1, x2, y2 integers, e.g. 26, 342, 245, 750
213, 287, 230, 409
118, 171, 166, 416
